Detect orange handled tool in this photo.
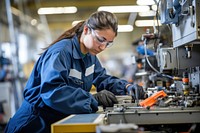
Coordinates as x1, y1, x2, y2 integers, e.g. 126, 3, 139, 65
139, 90, 167, 107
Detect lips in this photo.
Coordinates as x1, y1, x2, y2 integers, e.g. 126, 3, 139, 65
92, 49, 101, 55
94, 51, 99, 54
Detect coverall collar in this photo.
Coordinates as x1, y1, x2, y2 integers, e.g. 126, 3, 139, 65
71, 35, 85, 59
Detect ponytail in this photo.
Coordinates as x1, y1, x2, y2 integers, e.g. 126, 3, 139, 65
42, 21, 86, 51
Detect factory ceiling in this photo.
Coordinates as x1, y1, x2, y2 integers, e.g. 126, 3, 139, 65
9, 0, 155, 36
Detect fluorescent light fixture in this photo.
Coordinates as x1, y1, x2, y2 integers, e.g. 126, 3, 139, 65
151, 5, 158, 11
72, 21, 133, 32
11, 7, 20, 16
38, 6, 77, 15
135, 20, 161, 27
138, 10, 156, 17
136, 0, 156, 5
98, 6, 150, 13
118, 25, 133, 32
31, 19, 37, 26
19, 34, 28, 64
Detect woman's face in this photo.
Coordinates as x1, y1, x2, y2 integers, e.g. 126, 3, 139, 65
81, 25, 116, 55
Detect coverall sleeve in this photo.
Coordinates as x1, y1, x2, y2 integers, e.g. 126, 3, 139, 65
40, 51, 98, 115
93, 57, 129, 95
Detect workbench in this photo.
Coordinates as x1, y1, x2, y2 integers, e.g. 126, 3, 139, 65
51, 113, 105, 133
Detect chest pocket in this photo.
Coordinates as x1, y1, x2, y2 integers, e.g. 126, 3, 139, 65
68, 65, 95, 90
84, 64, 95, 91
85, 64, 94, 77
69, 69, 83, 87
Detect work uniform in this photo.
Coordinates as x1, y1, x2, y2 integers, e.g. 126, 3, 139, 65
5, 35, 129, 133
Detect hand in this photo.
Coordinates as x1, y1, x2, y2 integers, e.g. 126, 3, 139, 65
93, 90, 118, 107
127, 84, 146, 99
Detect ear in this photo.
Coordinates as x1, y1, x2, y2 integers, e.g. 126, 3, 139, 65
83, 25, 90, 34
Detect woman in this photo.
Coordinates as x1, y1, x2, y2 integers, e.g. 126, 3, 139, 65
5, 11, 145, 133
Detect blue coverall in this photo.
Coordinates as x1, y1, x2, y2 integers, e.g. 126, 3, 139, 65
5, 35, 129, 133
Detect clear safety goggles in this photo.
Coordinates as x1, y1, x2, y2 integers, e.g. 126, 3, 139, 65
88, 25, 114, 48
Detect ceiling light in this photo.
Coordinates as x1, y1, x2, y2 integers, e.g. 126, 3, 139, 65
136, 0, 156, 5
98, 6, 150, 13
71, 21, 133, 32
38, 6, 77, 15
138, 10, 156, 17
151, 5, 158, 11
31, 19, 37, 26
135, 20, 161, 27
118, 25, 133, 32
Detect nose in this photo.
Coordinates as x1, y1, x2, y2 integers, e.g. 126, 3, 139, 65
99, 44, 107, 50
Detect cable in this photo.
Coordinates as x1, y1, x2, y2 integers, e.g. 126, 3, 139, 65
153, 0, 161, 49
166, 50, 172, 63
144, 38, 160, 74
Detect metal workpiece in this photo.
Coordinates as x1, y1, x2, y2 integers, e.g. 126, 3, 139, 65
156, 47, 177, 72
106, 106, 200, 125
159, 0, 200, 47
172, 0, 200, 47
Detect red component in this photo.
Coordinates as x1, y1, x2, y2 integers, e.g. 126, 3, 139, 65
182, 78, 189, 83
139, 90, 167, 107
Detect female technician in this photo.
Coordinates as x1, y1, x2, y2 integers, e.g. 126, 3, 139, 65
5, 11, 145, 133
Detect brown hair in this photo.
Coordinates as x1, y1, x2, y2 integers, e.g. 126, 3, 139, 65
43, 11, 118, 50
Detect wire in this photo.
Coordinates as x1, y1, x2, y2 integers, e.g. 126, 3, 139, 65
159, 73, 173, 79
144, 38, 160, 74
153, 0, 161, 49
166, 50, 172, 63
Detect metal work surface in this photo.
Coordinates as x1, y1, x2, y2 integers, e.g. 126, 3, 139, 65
106, 106, 200, 125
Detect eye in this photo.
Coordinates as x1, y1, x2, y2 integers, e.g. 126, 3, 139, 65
96, 36, 105, 43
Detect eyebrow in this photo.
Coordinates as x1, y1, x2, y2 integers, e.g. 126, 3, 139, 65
91, 27, 113, 43
96, 32, 113, 43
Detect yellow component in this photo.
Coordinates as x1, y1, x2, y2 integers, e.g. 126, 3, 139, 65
90, 85, 97, 94
173, 77, 182, 81
51, 114, 105, 133
184, 90, 189, 95
51, 123, 97, 133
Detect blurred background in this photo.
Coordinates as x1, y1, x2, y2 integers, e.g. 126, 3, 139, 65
1, 0, 170, 78
0, 0, 173, 131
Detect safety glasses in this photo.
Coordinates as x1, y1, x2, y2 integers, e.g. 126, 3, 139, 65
88, 25, 114, 48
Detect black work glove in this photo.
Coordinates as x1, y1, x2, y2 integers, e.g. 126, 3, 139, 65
93, 90, 118, 107
127, 84, 146, 99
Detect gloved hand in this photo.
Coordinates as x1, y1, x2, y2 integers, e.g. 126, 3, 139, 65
127, 84, 146, 99
93, 90, 118, 107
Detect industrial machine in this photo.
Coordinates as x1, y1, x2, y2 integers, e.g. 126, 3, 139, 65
101, 0, 200, 132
